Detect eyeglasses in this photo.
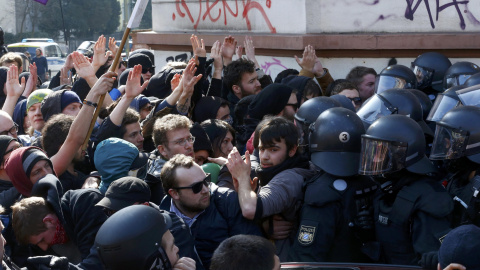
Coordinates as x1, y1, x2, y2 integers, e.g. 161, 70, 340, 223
285, 103, 298, 111
349, 97, 362, 105
173, 174, 211, 194
142, 67, 154, 74
172, 136, 195, 147
0, 123, 18, 136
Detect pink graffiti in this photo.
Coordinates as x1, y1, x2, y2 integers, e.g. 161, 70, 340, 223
260, 57, 288, 75
173, 0, 276, 34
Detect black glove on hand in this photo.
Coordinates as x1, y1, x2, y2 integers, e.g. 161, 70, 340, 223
27, 255, 69, 270
419, 251, 438, 270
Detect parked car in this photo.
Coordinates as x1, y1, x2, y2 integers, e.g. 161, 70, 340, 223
7, 41, 66, 77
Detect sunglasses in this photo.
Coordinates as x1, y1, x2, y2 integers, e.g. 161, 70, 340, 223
173, 174, 211, 194
349, 97, 362, 105
142, 67, 154, 74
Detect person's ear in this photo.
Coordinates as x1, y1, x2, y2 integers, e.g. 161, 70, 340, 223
232, 85, 242, 96
157, 144, 168, 158
42, 213, 58, 227
168, 188, 179, 200
288, 144, 298, 157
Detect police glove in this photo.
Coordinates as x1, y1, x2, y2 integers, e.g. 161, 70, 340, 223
26, 255, 70, 270
418, 251, 438, 270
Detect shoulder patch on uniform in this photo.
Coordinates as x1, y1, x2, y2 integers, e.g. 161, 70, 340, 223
298, 225, 316, 246
333, 179, 347, 191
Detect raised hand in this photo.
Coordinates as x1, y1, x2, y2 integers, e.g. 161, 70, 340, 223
125, 64, 149, 99
5, 65, 25, 98
72, 51, 95, 79
60, 66, 72, 85
64, 53, 74, 70
108, 37, 118, 58
236, 45, 243, 60
24, 62, 38, 95
92, 35, 108, 70
210, 40, 223, 78
190, 34, 206, 65
295, 45, 316, 73
226, 148, 252, 185
221, 35, 236, 66
181, 58, 203, 94
171, 73, 181, 91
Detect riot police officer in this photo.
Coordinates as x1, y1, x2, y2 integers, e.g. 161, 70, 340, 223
359, 115, 453, 267
411, 52, 452, 102
430, 106, 480, 227
443, 61, 480, 90
289, 107, 377, 263
375, 65, 417, 94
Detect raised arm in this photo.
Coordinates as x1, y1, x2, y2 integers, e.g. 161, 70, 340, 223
2, 65, 25, 116
226, 148, 258, 220
176, 58, 202, 115
50, 71, 116, 176
109, 64, 148, 126
244, 36, 260, 69
210, 40, 223, 80
221, 36, 236, 67
23, 62, 37, 97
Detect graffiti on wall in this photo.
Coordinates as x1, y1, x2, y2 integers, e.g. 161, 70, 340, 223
260, 57, 288, 77
404, 0, 480, 29
172, 0, 276, 33
166, 52, 193, 63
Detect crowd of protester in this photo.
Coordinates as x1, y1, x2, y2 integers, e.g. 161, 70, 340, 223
0, 28, 480, 270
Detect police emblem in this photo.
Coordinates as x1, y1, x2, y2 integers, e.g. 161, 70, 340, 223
298, 225, 316, 245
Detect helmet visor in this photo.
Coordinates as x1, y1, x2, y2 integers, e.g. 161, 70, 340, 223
359, 136, 408, 175
430, 125, 469, 160
412, 64, 434, 90
456, 86, 480, 107
294, 118, 308, 146
426, 94, 461, 122
375, 76, 408, 94
357, 95, 397, 124
445, 74, 472, 89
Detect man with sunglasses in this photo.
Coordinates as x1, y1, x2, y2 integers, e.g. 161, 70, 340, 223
329, 81, 362, 110
95, 176, 203, 269
127, 53, 155, 82
0, 110, 29, 146
160, 154, 262, 269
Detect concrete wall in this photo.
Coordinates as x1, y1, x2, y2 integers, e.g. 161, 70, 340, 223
0, 0, 17, 34
139, 0, 480, 83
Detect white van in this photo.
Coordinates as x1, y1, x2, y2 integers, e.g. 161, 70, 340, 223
7, 41, 66, 77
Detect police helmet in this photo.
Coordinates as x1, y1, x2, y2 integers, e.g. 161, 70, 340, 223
375, 65, 417, 94
408, 89, 433, 121
443, 61, 480, 90
430, 106, 480, 164
411, 52, 452, 92
464, 72, 480, 88
455, 83, 480, 108
426, 85, 464, 122
357, 88, 433, 136
359, 115, 436, 175
95, 205, 173, 270
294, 96, 341, 146
310, 107, 365, 177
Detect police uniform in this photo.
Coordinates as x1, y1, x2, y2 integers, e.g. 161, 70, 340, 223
289, 172, 377, 263
373, 175, 453, 265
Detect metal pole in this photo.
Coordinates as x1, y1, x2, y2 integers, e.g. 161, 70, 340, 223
59, 0, 68, 45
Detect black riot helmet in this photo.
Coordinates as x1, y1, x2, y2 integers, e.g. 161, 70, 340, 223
464, 72, 480, 88
375, 65, 417, 94
430, 106, 480, 164
408, 89, 433, 121
359, 115, 436, 175
310, 107, 366, 177
411, 52, 452, 92
455, 84, 480, 108
95, 205, 173, 270
357, 88, 433, 136
443, 61, 480, 90
427, 85, 464, 122
294, 96, 341, 146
